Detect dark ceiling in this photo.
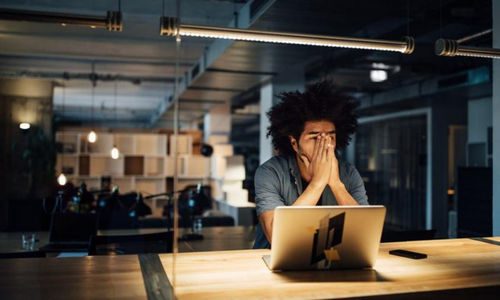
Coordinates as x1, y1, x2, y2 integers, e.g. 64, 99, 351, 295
0, 0, 493, 133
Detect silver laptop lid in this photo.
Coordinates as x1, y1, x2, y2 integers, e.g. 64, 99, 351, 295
267, 205, 386, 271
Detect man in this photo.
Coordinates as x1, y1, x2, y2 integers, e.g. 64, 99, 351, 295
253, 80, 369, 249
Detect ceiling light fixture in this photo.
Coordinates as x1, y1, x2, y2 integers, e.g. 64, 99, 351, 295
159, 17, 415, 54
435, 38, 500, 59
0, 8, 122, 31
370, 70, 388, 82
19, 123, 30, 130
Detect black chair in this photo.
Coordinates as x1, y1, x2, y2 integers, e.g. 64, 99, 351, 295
0, 251, 46, 259
88, 231, 173, 255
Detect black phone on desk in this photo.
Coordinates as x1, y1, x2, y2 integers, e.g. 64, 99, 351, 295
389, 249, 427, 259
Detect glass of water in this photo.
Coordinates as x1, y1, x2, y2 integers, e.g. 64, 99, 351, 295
21, 234, 36, 251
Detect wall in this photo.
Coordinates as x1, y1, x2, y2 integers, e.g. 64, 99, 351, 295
467, 97, 492, 167
431, 95, 468, 238
468, 97, 493, 144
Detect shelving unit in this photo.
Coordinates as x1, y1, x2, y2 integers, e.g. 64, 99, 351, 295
55, 131, 210, 217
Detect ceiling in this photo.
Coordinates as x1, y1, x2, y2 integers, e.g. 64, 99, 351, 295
0, 0, 493, 134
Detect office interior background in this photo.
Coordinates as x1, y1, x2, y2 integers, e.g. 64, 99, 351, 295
0, 0, 498, 240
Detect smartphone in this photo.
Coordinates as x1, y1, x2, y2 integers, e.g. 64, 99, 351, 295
389, 249, 427, 259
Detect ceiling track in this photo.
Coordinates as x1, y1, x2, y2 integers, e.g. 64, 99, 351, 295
0, 70, 175, 84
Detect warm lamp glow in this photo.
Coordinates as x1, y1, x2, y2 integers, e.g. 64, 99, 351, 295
160, 17, 415, 54
111, 145, 119, 159
19, 123, 30, 130
57, 173, 67, 186
88, 130, 97, 143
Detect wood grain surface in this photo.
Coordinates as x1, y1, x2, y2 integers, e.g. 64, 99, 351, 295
161, 238, 500, 299
3, 231, 500, 299
0, 255, 146, 300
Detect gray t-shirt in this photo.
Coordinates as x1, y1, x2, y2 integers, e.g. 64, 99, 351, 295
253, 155, 369, 249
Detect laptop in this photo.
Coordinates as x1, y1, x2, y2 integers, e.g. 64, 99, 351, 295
40, 213, 99, 253
263, 205, 386, 271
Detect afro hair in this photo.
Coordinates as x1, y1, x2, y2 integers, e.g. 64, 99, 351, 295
266, 80, 359, 157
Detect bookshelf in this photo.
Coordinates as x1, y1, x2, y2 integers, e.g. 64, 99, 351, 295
55, 132, 201, 216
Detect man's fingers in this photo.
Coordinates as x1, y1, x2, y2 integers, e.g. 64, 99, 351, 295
318, 136, 326, 161
311, 135, 321, 161
327, 136, 334, 161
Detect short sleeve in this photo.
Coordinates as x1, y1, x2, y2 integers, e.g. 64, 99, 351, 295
254, 164, 286, 216
347, 164, 369, 205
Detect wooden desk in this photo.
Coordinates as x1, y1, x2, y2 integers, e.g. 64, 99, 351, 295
2, 237, 500, 299
0, 255, 147, 300
161, 237, 500, 299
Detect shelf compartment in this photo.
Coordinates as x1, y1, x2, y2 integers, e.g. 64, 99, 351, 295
124, 156, 144, 176
86, 133, 114, 154
165, 156, 183, 177
136, 134, 167, 156
145, 156, 165, 176
184, 155, 210, 177
55, 132, 79, 153
90, 156, 124, 177
114, 134, 135, 155
169, 134, 192, 155
56, 154, 79, 175
79, 155, 90, 176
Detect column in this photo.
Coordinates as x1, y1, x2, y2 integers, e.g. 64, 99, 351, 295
493, 1, 500, 235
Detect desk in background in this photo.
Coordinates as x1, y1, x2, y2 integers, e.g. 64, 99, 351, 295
0, 226, 256, 254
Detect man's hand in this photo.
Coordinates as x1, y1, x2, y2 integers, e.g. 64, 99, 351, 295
300, 134, 333, 187
328, 136, 341, 185
327, 135, 360, 206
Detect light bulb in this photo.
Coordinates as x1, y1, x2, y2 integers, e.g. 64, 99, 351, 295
57, 173, 67, 186
370, 70, 387, 82
111, 145, 120, 159
88, 130, 97, 143
19, 123, 30, 130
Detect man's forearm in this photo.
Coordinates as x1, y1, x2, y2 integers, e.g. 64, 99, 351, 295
292, 181, 326, 206
329, 181, 359, 205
